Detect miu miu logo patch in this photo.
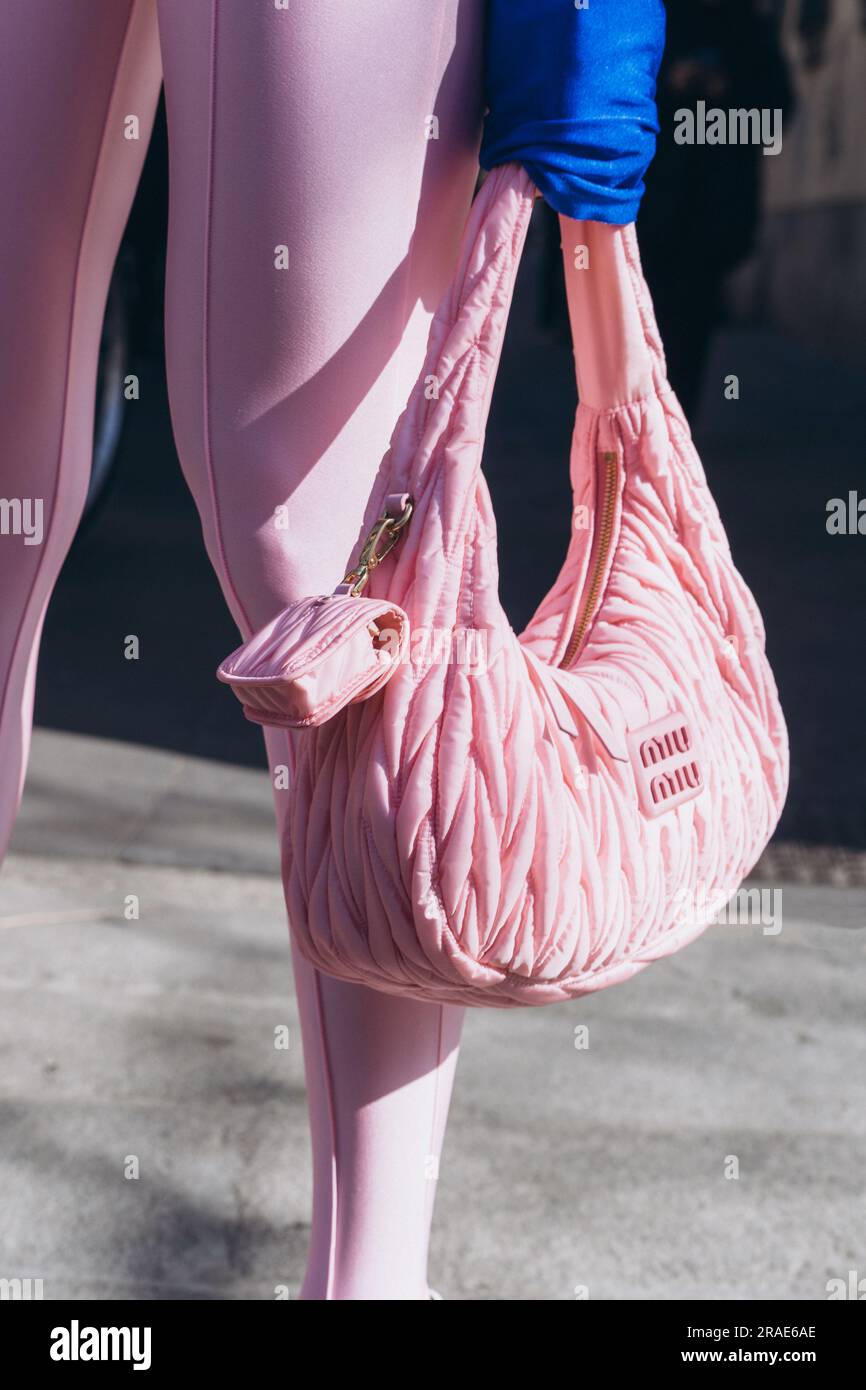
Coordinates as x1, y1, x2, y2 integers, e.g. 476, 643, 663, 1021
627, 711, 703, 817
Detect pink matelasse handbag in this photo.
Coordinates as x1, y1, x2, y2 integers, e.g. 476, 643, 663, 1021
217, 162, 789, 1008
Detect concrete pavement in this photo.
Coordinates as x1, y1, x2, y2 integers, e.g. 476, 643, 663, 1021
1, 728, 863, 1300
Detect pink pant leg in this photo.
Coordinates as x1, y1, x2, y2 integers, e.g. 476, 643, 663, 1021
0, 0, 161, 861
155, 0, 485, 1298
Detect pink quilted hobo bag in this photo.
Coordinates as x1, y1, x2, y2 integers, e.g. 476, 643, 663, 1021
218, 163, 789, 1008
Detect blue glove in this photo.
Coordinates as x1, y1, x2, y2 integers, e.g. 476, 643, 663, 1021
479, 0, 666, 224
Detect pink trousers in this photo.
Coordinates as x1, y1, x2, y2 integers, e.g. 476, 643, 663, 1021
0, 0, 488, 1300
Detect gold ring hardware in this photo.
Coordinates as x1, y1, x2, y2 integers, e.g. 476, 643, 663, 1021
341, 497, 414, 596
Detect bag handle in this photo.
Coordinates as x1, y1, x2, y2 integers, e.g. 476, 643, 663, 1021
383, 162, 536, 502
560, 217, 667, 410
380, 163, 670, 576
438, 163, 668, 416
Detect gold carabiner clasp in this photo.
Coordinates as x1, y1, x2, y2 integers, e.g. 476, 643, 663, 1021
341, 496, 413, 596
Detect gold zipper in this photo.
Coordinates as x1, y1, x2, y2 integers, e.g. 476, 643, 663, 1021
559, 449, 619, 669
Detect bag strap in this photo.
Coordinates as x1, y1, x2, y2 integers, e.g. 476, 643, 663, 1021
384, 162, 537, 503
436, 162, 669, 417
381, 163, 670, 569
560, 217, 668, 409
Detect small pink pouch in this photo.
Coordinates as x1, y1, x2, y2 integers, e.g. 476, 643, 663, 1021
216, 593, 409, 728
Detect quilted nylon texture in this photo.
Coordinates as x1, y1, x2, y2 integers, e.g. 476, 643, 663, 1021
269, 162, 787, 1007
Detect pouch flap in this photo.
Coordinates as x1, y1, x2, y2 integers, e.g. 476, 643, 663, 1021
217, 593, 409, 728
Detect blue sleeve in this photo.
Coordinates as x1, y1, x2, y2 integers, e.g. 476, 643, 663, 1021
478, 0, 667, 224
